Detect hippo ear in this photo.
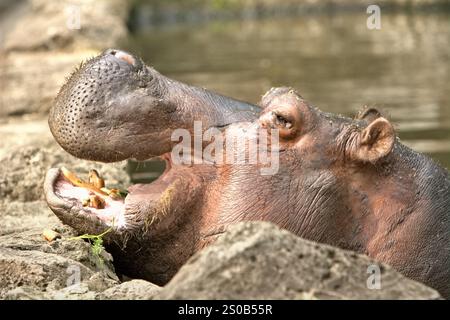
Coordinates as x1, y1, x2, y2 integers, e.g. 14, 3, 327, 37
353, 117, 395, 163
355, 107, 382, 123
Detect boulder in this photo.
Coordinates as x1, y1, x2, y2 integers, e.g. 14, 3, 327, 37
2, 0, 129, 52
0, 227, 161, 300
96, 280, 161, 300
157, 222, 442, 300
0, 0, 130, 117
0, 201, 60, 236
0, 227, 118, 299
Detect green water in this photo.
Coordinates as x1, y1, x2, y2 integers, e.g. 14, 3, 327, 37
123, 13, 450, 178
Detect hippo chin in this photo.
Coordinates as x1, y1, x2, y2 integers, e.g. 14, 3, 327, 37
45, 49, 449, 298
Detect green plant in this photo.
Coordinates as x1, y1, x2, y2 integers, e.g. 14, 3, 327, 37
69, 228, 112, 262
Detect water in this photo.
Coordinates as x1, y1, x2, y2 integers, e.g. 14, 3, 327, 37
123, 13, 450, 173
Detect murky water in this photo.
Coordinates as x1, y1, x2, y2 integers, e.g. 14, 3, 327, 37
123, 12, 450, 172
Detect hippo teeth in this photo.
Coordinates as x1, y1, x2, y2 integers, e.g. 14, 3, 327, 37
48, 153, 177, 232
54, 173, 127, 229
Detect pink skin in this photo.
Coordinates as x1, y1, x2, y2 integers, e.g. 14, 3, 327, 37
55, 179, 126, 228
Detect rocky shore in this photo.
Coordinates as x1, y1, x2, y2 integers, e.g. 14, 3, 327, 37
0, 219, 441, 299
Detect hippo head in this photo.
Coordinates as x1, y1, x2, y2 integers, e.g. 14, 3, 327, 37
45, 50, 449, 297
46, 49, 261, 283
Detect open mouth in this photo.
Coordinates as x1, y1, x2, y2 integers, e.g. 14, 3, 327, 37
45, 153, 176, 232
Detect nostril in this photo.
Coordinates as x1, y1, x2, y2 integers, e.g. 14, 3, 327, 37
108, 49, 136, 67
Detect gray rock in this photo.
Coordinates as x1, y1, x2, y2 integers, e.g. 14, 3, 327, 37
157, 222, 442, 300
0, 119, 52, 157
0, 200, 61, 235
0, 0, 130, 117
2, 0, 129, 52
0, 233, 162, 300
0, 228, 161, 300
4, 286, 51, 300
97, 280, 161, 300
50, 283, 97, 300
0, 228, 119, 299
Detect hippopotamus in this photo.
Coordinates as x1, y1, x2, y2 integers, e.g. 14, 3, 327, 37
44, 49, 450, 298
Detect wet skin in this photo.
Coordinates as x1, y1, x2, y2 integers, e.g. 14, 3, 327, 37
45, 49, 449, 297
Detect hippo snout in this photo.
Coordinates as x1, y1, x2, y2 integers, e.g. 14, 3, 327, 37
49, 48, 157, 162
49, 49, 259, 163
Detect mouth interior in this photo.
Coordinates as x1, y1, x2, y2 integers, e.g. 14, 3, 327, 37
53, 154, 173, 229
55, 178, 126, 227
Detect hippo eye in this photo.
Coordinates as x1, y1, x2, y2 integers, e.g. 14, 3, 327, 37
259, 108, 299, 140
276, 114, 286, 124
273, 112, 293, 129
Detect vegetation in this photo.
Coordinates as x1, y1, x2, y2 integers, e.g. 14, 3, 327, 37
69, 228, 112, 262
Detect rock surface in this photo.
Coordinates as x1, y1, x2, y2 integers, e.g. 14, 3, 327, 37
0, 204, 442, 299
97, 280, 161, 300
0, 0, 129, 117
0, 227, 118, 299
157, 222, 442, 300
0, 227, 162, 300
